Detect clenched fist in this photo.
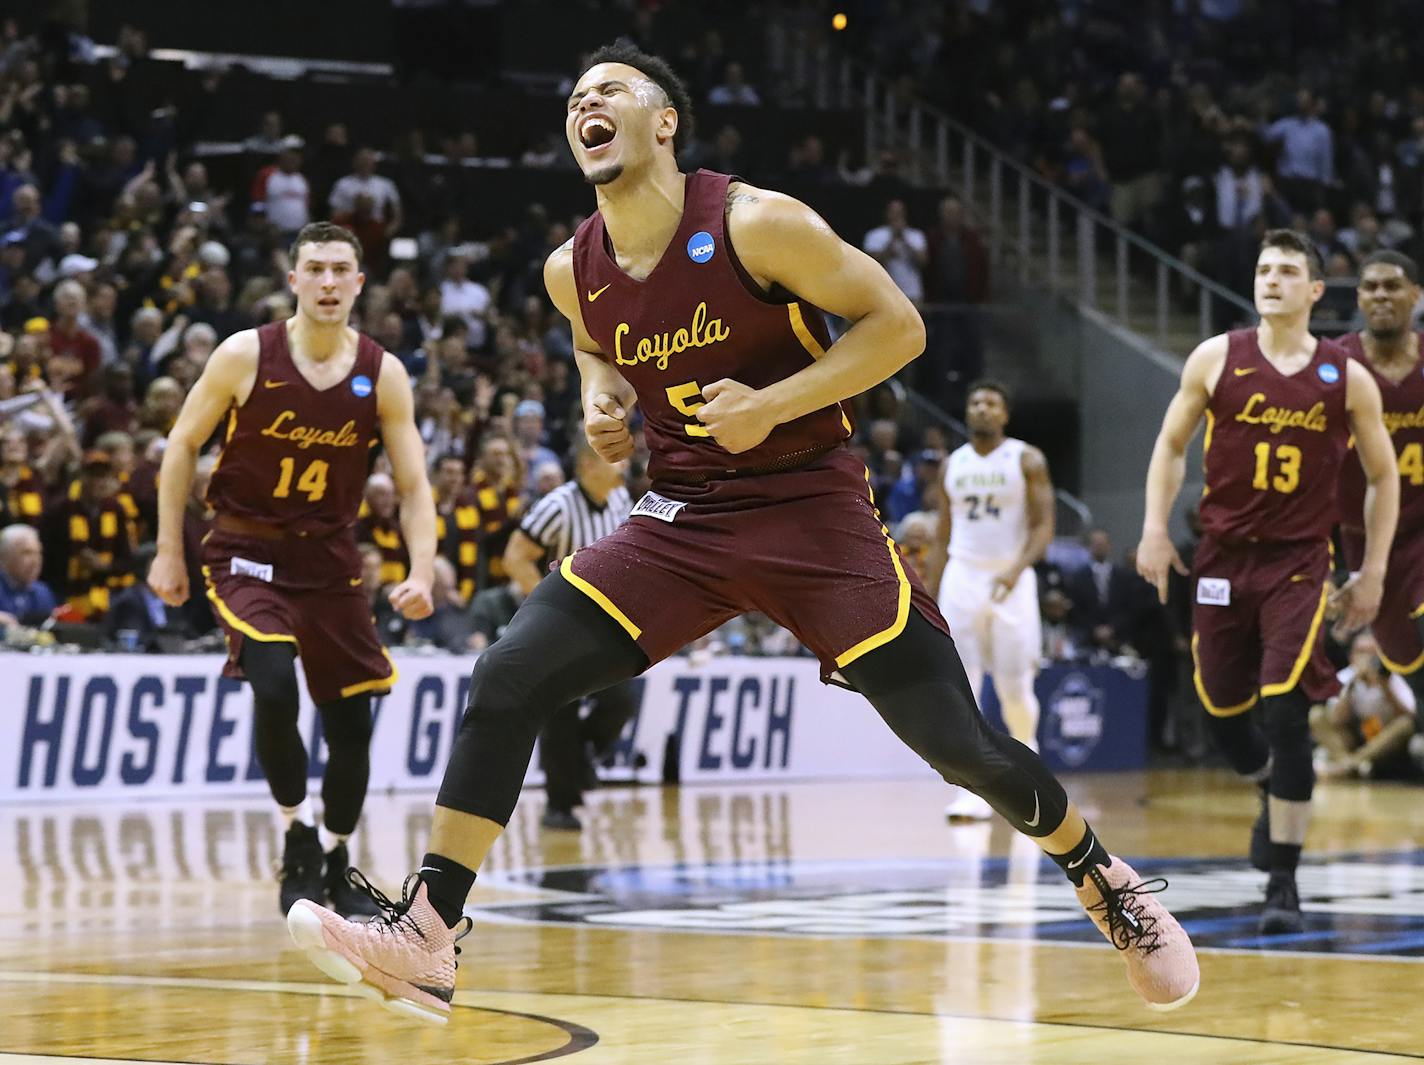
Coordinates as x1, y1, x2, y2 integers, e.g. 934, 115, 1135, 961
586, 392, 634, 462
695, 379, 777, 454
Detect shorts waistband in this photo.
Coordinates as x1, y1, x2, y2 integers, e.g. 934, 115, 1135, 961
213, 513, 286, 541
655, 443, 842, 487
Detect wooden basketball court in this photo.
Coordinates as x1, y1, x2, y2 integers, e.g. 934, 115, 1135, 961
3, 770, 1421, 1063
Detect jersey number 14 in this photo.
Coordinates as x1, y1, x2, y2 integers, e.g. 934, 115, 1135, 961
273, 457, 329, 502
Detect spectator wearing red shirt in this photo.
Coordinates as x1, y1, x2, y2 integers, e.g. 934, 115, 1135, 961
47, 279, 102, 396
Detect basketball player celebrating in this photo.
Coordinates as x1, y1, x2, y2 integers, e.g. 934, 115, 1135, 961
1337, 251, 1424, 756
148, 222, 437, 917
1137, 230, 1398, 934
286, 41, 1197, 1024
927, 381, 1055, 821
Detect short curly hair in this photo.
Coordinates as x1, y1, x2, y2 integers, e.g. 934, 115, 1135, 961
582, 39, 695, 154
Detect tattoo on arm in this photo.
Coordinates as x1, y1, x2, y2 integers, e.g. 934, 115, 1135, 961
726, 189, 760, 210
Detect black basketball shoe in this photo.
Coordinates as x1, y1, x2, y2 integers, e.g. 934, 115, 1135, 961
1259, 872, 1304, 935
325, 842, 381, 919
279, 823, 325, 916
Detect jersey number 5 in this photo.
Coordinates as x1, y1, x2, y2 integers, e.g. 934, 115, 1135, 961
274, 457, 329, 502
666, 381, 710, 438
1251, 442, 1301, 494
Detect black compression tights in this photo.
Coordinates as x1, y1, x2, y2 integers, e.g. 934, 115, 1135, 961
240, 641, 375, 834
436, 576, 1067, 838
242, 641, 307, 809
839, 610, 1070, 837
436, 572, 648, 825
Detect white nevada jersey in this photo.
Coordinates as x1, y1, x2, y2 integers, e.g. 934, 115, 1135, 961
944, 438, 1029, 570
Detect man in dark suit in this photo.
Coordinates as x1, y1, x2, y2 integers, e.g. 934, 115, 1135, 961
1065, 528, 1136, 655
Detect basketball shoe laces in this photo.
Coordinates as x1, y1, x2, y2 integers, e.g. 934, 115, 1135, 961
1084, 868, 1170, 954
343, 869, 474, 952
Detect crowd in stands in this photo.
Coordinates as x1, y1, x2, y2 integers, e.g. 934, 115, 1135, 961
0, 8, 1182, 766
0, 13, 964, 657
843, 0, 1424, 309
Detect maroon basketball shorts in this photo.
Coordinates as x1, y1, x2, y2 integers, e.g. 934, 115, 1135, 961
1191, 536, 1338, 715
1341, 525, 1424, 674
201, 527, 395, 704
561, 447, 950, 678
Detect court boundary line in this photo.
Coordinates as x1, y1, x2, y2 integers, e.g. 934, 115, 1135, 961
0, 968, 1419, 1062
0, 971, 596, 1065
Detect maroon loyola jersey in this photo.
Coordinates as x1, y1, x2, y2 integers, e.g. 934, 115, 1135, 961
1201, 328, 1350, 544
1335, 331, 1424, 536
207, 320, 382, 537
571, 169, 853, 482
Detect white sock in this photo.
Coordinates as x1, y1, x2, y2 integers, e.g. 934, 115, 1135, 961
278, 797, 315, 831
319, 825, 350, 854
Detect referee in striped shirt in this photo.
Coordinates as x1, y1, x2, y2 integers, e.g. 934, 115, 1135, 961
503, 439, 635, 830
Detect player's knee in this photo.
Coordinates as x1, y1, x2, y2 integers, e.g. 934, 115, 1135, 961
247, 660, 300, 711
319, 696, 373, 754
1261, 691, 1312, 751
997, 670, 1037, 707
462, 642, 533, 727
245, 646, 300, 714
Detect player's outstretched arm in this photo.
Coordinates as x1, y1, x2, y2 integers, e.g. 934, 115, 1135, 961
149, 330, 259, 606
1137, 334, 1224, 604
543, 241, 638, 463
697, 183, 925, 452
378, 352, 436, 621
1333, 360, 1398, 631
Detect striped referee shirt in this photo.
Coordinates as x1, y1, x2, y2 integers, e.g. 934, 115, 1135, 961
519, 480, 631, 562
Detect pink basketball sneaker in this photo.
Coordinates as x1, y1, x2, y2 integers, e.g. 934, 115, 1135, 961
1076, 856, 1200, 1011
288, 871, 472, 1025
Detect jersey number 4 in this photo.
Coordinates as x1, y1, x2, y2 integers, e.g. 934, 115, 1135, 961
1251, 443, 1301, 493
964, 494, 1001, 520
1400, 442, 1424, 486
273, 457, 329, 502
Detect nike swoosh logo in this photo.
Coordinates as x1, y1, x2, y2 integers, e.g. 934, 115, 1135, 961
417, 866, 441, 875
586, 284, 611, 302
1234, 367, 1258, 376
349, 577, 363, 586
1066, 833, 1095, 868
1290, 574, 1310, 583
1025, 791, 1041, 829
264, 379, 289, 389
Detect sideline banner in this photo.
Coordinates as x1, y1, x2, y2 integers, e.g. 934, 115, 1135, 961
0, 654, 1145, 801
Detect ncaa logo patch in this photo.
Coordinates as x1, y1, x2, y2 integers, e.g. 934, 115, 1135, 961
1318, 363, 1340, 384
351, 374, 373, 398
686, 231, 715, 264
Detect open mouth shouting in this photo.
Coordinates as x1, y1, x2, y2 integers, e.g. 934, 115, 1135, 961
578, 113, 618, 154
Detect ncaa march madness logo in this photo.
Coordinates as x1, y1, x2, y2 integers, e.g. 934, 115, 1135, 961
482, 852, 1424, 960
1043, 671, 1106, 767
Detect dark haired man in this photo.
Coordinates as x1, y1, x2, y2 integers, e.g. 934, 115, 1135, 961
926, 380, 1055, 821
1138, 230, 1398, 933
1336, 250, 1424, 763
148, 221, 437, 918
289, 43, 1199, 1024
